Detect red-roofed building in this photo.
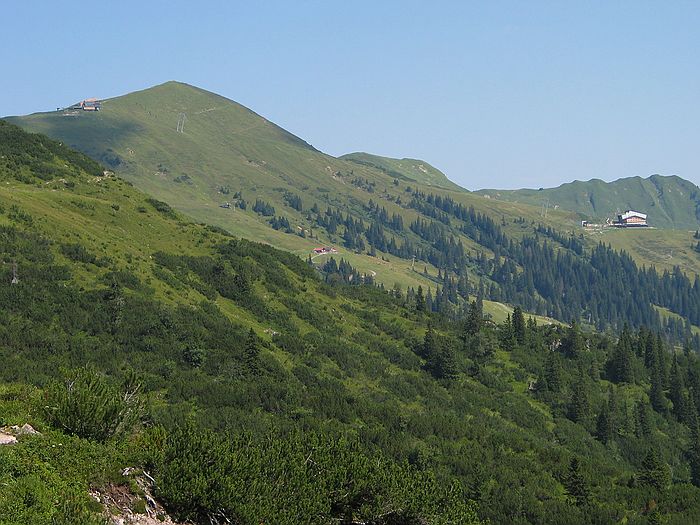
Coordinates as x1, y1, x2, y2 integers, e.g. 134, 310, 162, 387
613, 210, 648, 227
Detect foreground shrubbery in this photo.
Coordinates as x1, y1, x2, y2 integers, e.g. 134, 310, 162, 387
1, 378, 482, 525
143, 424, 480, 524
44, 367, 143, 442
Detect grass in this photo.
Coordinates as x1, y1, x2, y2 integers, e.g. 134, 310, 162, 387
340, 152, 465, 191
477, 174, 700, 230
0, 173, 226, 310
8, 80, 699, 292
585, 227, 700, 276
4, 82, 582, 288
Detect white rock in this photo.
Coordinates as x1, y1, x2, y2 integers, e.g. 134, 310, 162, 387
0, 432, 17, 445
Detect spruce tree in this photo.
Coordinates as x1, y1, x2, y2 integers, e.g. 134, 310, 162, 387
422, 322, 437, 361
423, 324, 457, 380
637, 449, 670, 491
512, 306, 526, 345
644, 330, 658, 370
568, 370, 591, 426
500, 314, 516, 351
670, 351, 686, 420
433, 342, 458, 380
656, 335, 670, 387
595, 403, 612, 445
544, 352, 563, 394
563, 320, 585, 359
243, 328, 260, 375
475, 286, 484, 321
464, 300, 482, 337
415, 285, 425, 312
563, 457, 589, 507
636, 401, 653, 438
610, 324, 634, 383
688, 396, 699, 432
596, 387, 617, 445
650, 361, 667, 413
690, 405, 700, 487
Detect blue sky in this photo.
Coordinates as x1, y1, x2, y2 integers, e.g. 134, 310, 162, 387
2, 1, 699, 189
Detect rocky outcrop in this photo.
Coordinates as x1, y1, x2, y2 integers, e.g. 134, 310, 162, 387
92, 468, 184, 525
0, 423, 40, 445
0, 432, 17, 445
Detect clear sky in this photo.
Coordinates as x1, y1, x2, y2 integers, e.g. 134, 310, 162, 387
2, 1, 699, 189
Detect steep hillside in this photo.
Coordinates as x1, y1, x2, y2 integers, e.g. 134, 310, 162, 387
478, 175, 700, 230
341, 151, 464, 191
5, 121, 700, 525
5, 81, 579, 288
7, 84, 700, 334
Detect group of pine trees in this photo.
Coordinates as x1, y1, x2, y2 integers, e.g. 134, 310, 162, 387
252, 198, 275, 216
249, 168, 700, 351
320, 256, 374, 286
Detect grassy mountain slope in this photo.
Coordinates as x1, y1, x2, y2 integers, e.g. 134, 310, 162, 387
341, 151, 464, 191
5, 82, 580, 287
582, 227, 700, 276
4, 121, 700, 524
7, 81, 700, 325
478, 175, 700, 230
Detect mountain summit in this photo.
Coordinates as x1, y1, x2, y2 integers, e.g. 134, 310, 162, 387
7, 81, 557, 290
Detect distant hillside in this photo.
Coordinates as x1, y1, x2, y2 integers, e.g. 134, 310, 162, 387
7, 82, 700, 323
477, 175, 700, 229
341, 152, 464, 191
6, 81, 583, 293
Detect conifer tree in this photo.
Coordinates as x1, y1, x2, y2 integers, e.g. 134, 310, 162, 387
563, 457, 589, 507
244, 328, 260, 375
596, 387, 617, 445
563, 320, 585, 359
610, 324, 634, 383
637, 449, 670, 491
422, 322, 437, 361
433, 342, 458, 381
644, 329, 658, 370
689, 402, 700, 487
635, 401, 653, 438
527, 316, 537, 332
415, 285, 425, 312
568, 369, 591, 426
656, 335, 670, 387
650, 361, 667, 413
500, 314, 516, 351
475, 285, 484, 320
512, 306, 526, 345
425, 288, 434, 313
422, 323, 457, 380
544, 352, 563, 394
595, 402, 612, 445
670, 351, 686, 420
464, 300, 482, 337
688, 396, 699, 432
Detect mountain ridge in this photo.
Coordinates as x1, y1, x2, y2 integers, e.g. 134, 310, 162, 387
5, 81, 582, 290
340, 151, 464, 191
477, 173, 700, 229
7, 81, 700, 287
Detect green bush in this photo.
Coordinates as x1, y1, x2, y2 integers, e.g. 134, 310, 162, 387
146, 197, 176, 218
44, 367, 142, 442
60, 243, 98, 265
150, 424, 482, 525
